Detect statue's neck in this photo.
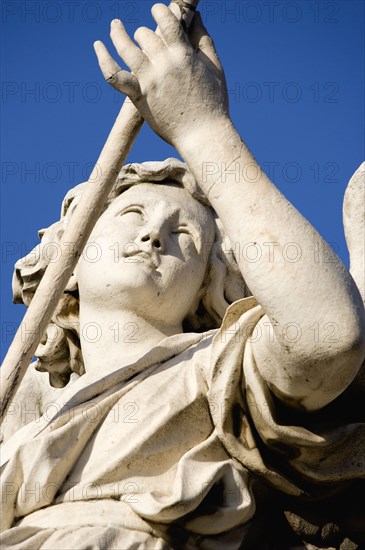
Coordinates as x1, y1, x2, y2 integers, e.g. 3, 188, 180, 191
79, 304, 182, 376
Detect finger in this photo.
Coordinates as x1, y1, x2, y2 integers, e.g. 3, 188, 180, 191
94, 40, 121, 79
151, 3, 188, 47
110, 19, 146, 72
134, 26, 165, 60
94, 41, 141, 100
189, 12, 222, 70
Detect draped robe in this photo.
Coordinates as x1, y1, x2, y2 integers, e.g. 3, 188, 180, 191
1, 297, 364, 549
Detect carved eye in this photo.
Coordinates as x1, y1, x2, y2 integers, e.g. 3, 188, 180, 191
172, 227, 192, 238
119, 207, 144, 219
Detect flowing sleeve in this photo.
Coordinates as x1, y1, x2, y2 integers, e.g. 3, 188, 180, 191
207, 297, 365, 545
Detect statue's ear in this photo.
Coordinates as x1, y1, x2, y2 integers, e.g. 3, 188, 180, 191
65, 273, 78, 292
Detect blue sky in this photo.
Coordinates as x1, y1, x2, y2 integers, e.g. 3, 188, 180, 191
1, 0, 364, 361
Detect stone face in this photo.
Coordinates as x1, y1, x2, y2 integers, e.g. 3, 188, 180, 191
1, 4, 365, 549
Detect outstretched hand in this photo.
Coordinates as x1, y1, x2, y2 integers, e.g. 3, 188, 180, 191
94, 3, 229, 148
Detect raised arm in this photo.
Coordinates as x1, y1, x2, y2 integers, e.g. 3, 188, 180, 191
95, 4, 365, 410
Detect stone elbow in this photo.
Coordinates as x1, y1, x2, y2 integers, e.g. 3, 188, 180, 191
320, 302, 365, 368
313, 320, 365, 408
340, 308, 365, 365
290, 316, 365, 411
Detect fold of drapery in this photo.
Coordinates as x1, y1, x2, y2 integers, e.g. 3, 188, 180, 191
1, 296, 364, 549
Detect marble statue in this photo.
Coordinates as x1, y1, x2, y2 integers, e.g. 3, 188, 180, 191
1, 4, 365, 549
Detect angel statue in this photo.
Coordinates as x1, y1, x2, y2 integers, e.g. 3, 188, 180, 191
1, 4, 364, 549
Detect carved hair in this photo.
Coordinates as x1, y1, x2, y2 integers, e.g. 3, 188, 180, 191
13, 159, 249, 387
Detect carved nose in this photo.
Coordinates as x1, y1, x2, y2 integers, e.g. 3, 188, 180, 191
141, 233, 162, 250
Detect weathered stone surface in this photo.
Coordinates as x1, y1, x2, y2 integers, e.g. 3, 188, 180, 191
1, 3, 364, 549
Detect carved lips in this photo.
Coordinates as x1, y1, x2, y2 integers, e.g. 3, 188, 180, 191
122, 249, 160, 270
